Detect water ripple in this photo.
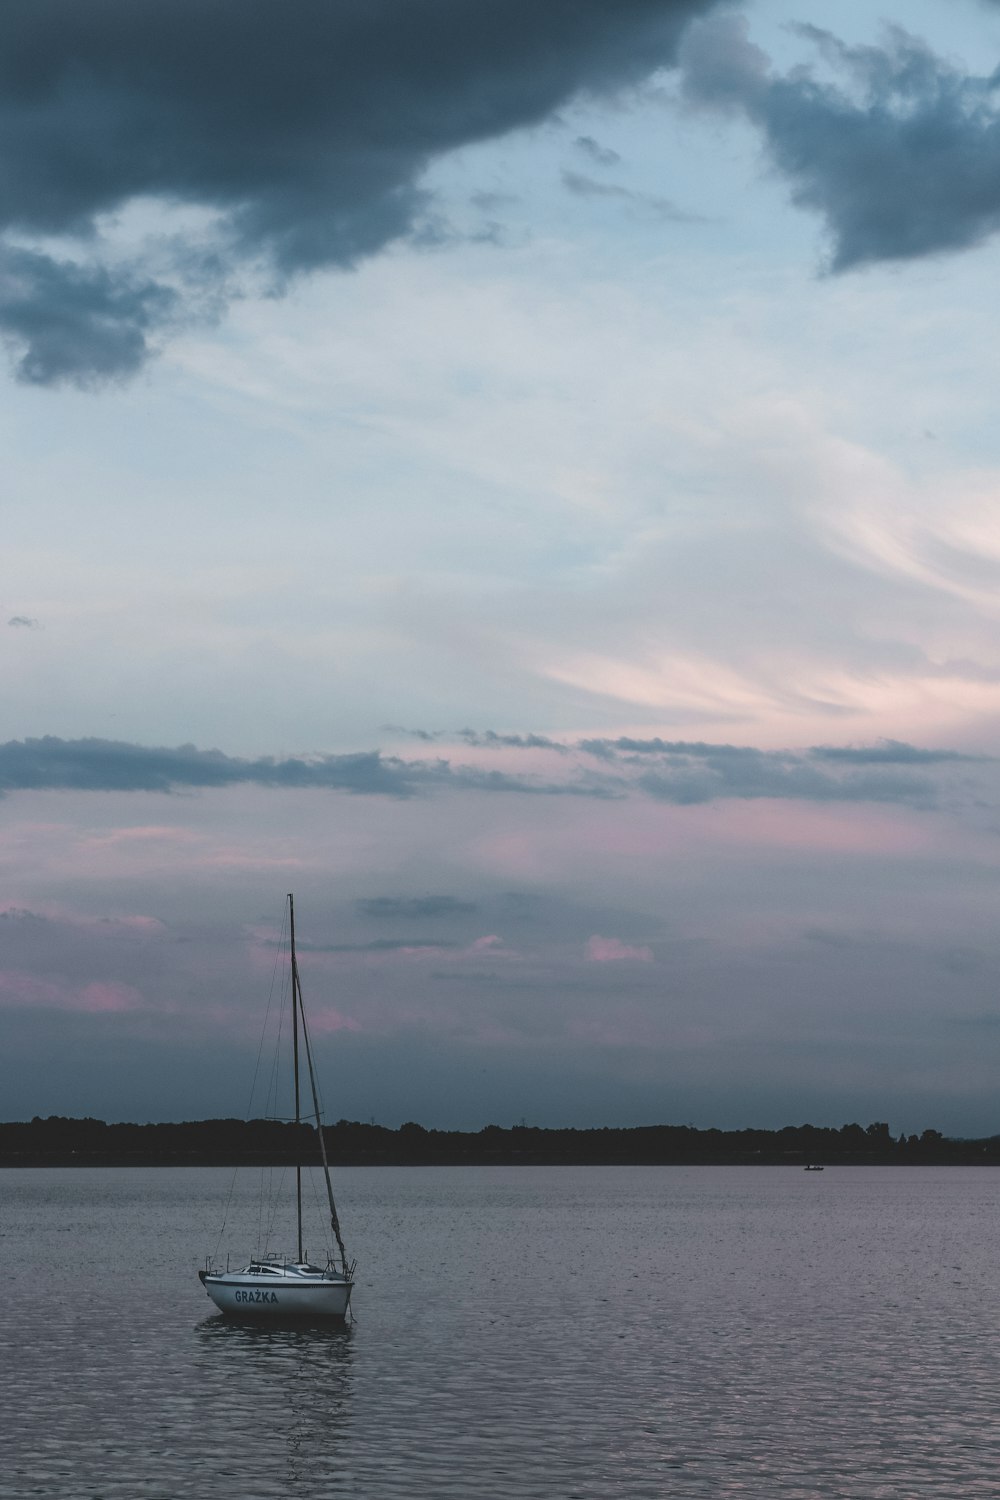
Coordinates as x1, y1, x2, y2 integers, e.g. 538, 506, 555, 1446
3, 1165, 1000, 1497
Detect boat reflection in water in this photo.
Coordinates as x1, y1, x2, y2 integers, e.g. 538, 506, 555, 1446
195, 1316, 355, 1487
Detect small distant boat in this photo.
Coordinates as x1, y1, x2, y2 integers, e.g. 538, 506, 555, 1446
199, 894, 356, 1321
803, 1163, 824, 1171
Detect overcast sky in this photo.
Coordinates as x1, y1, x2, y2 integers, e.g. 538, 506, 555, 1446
4, 0, 1000, 1133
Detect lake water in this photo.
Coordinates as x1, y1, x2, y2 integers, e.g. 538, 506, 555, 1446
4, 1165, 1000, 1498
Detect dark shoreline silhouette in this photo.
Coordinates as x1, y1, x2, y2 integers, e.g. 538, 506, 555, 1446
2, 1116, 998, 1167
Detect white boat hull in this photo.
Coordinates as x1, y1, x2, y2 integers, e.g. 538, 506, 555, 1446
201, 1272, 353, 1320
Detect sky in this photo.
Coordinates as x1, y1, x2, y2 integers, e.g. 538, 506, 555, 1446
4, 0, 1000, 1134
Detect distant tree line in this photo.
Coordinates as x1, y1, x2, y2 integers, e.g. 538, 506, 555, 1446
1, 1115, 999, 1166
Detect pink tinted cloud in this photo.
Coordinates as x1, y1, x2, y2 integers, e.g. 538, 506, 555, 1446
403, 933, 510, 962
0, 971, 143, 1012
86, 825, 202, 847
306, 1007, 363, 1035
691, 800, 934, 856
78, 981, 143, 1012
317, 933, 510, 967
0, 902, 166, 936
585, 935, 654, 963
95, 915, 167, 935
468, 934, 504, 954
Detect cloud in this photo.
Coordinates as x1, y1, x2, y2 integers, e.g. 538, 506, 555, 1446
7, 615, 40, 629
574, 735, 963, 806
357, 896, 479, 919
0, 970, 143, 1013
808, 740, 984, 767
0, 732, 976, 812
423, 765, 623, 799
469, 190, 518, 214
469, 934, 504, 953
0, 736, 421, 797
0, 734, 617, 802
0, 904, 165, 937
0, 0, 723, 384
561, 169, 697, 220
0, 246, 176, 386
276, 937, 461, 953
586, 935, 654, 962
456, 730, 570, 753
382, 726, 444, 743
574, 134, 623, 166
267, 931, 504, 959
678, 15, 1000, 270
577, 735, 984, 770
305, 1008, 363, 1035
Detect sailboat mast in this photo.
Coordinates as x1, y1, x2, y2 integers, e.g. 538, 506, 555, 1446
289, 902, 351, 1277
289, 893, 304, 1264
299, 997, 350, 1275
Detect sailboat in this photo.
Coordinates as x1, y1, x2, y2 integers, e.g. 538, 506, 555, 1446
199, 894, 356, 1320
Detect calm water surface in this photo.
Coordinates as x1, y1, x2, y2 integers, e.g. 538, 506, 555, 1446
4, 1165, 1000, 1498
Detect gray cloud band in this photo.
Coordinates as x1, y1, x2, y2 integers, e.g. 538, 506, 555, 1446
0, 0, 719, 385
0, 733, 973, 809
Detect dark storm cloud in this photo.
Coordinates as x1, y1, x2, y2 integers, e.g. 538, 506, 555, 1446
0, 0, 722, 385
679, 15, 1000, 270
357, 896, 479, 920
0, 247, 176, 386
